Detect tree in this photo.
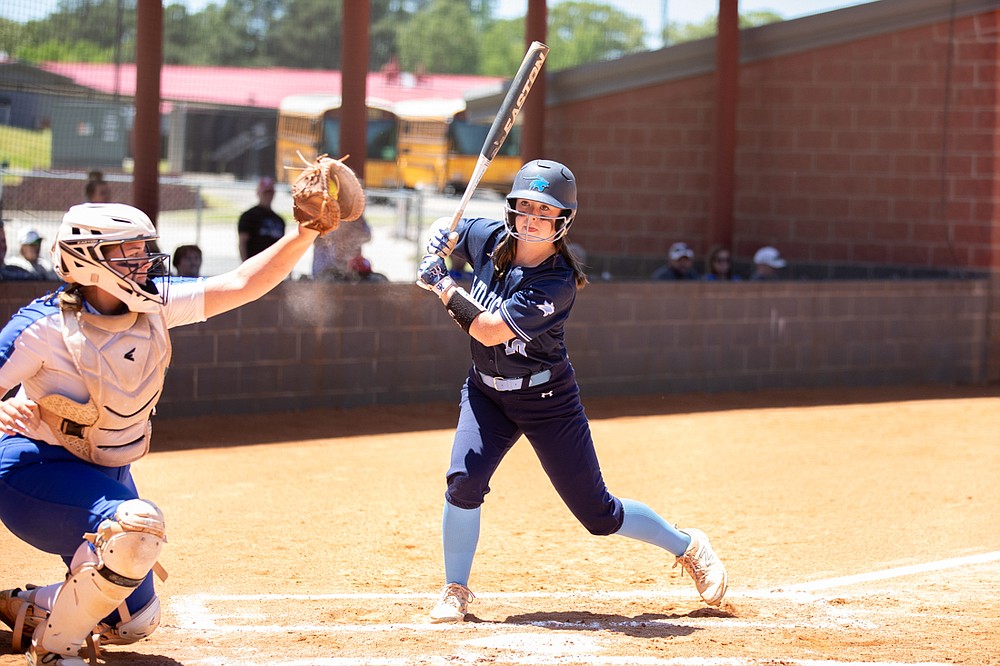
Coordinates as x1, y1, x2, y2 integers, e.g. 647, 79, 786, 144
664, 10, 783, 45
478, 18, 524, 76
398, 0, 479, 74
267, 0, 345, 69
163, 4, 213, 65
477, 2, 647, 75
15, 39, 114, 64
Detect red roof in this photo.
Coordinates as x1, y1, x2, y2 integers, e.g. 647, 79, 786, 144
40, 62, 505, 110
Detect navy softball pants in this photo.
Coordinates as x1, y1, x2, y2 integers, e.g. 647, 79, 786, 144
444, 361, 624, 536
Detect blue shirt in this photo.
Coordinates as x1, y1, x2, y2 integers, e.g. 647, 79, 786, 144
450, 218, 575, 378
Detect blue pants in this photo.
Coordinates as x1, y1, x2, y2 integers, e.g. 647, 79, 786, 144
0, 435, 156, 622
445, 362, 624, 536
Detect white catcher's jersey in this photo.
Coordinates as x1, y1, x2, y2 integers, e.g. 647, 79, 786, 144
0, 279, 207, 465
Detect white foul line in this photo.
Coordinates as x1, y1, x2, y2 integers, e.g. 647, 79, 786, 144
780, 550, 1000, 593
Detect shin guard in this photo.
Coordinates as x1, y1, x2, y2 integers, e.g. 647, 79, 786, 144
33, 500, 165, 659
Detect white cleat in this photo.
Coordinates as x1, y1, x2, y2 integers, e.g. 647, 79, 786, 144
674, 528, 728, 606
429, 583, 475, 623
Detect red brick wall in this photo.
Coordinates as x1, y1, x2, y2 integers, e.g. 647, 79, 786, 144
550, 11, 999, 279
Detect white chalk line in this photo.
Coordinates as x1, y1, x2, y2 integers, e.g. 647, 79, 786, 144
180, 656, 959, 666
169, 549, 1000, 607
164, 552, 999, 666
780, 550, 1000, 592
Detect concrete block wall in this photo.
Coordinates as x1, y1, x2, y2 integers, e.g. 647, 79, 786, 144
1, 279, 984, 419
155, 279, 993, 416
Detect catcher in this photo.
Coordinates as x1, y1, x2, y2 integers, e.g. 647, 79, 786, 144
0, 157, 361, 664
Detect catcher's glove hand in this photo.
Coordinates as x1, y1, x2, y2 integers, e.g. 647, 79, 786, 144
291, 154, 365, 235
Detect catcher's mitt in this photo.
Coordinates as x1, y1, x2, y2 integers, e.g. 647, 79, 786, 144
291, 154, 365, 234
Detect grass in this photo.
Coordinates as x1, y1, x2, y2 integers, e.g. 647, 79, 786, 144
0, 126, 51, 171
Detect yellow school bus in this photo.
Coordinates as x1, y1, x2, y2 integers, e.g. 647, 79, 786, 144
275, 94, 401, 188
395, 98, 522, 194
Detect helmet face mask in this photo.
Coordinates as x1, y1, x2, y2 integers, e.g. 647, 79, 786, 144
504, 159, 578, 243
503, 201, 574, 243
54, 204, 171, 313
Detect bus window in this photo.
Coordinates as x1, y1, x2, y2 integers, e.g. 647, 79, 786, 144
396, 98, 522, 193
444, 120, 522, 193
449, 121, 521, 157
276, 95, 401, 188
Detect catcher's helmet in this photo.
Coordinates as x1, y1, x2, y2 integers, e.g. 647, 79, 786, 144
53, 203, 170, 313
504, 159, 577, 243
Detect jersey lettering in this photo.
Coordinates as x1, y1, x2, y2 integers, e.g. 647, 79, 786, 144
504, 338, 527, 357
469, 278, 502, 313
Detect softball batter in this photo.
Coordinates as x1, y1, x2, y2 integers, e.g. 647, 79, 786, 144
0, 202, 323, 664
416, 159, 728, 622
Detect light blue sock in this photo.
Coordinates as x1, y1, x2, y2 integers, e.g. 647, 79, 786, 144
617, 498, 691, 556
442, 501, 481, 586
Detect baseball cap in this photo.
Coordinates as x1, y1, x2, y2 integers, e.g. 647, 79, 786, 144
19, 229, 42, 245
669, 242, 694, 261
753, 246, 786, 269
348, 255, 372, 276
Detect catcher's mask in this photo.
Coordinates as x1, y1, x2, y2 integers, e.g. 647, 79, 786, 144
53, 203, 170, 313
504, 159, 577, 243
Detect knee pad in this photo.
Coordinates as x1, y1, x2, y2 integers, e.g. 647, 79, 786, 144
37, 500, 166, 657
84, 499, 166, 581
99, 595, 161, 645
445, 474, 487, 510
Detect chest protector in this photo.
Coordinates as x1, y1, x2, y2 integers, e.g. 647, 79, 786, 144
39, 308, 171, 466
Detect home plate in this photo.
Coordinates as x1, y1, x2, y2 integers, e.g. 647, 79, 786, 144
464, 632, 601, 656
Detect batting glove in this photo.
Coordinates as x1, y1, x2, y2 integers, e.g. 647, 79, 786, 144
416, 254, 454, 295
426, 224, 458, 258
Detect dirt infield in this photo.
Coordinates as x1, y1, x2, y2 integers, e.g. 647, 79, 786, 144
2, 385, 999, 665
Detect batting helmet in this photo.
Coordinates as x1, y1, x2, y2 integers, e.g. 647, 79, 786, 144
504, 159, 577, 243
53, 203, 170, 313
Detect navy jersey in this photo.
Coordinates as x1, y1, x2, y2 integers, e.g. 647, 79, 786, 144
449, 217, 575, 377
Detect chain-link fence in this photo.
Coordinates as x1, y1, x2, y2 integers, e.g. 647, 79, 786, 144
0, 165, 441, 280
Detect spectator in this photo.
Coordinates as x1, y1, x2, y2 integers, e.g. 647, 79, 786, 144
85, 171, 111, 203
312, 215, 373, 281
345, 255, 388, 283
8, 229, 57, 280
702, 245, 740, 281
652, 242, 699, 280
750, 246, 787, 281
172, 244, 203, 278
238, 177, 286, 260
0, 223, 40, 281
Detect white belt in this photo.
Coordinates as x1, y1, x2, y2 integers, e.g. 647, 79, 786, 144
478, 368, 552, 392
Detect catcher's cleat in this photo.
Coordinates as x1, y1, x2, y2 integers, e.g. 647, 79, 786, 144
429, 583, 475, 623
0, 586, 46, 653
25, 645, 86, 666
674, 528, 728, 606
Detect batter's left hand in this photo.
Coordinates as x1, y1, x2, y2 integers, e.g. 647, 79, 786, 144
416, 254, 453, 295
